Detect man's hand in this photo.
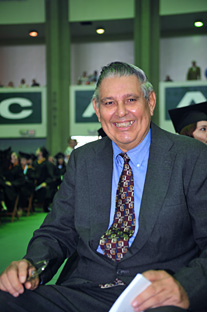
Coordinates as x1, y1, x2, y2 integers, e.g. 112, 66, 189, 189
131, 270, 190, 312
0, 259, 39, 297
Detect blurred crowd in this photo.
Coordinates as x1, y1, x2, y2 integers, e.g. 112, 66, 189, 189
0, 144, 71, 216
77, 70, 98, 85
0, 78, 40, 88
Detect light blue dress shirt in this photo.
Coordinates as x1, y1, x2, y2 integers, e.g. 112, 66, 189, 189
97, 129, 151, 254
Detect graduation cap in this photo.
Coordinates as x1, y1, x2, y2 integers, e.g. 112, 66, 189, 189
55, 152, 65, 159
0, 147, 11, 156
19, 151, 31, 160
168, 101, 207, 133
29, 153, 37, 161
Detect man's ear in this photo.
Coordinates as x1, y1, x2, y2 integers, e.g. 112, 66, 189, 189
148, 91, 156, 116
92, 98, 101, 122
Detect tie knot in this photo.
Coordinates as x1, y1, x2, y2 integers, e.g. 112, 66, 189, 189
120, 153, 130, 163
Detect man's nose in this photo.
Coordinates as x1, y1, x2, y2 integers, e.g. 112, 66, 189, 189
116, 102, 127, 117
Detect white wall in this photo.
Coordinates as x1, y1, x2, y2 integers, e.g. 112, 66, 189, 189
0, 45, 46, 87
0, 34, 207, 87
160, 35, 207, 82
70, 40, 134, 84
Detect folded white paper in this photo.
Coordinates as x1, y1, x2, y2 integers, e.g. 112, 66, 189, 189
109, 274, 151, 312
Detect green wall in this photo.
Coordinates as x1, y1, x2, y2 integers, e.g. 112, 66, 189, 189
0, 0, 45, 24
1, 0, 207, 25
69, 0, 134, 22
160, 0, 207, 15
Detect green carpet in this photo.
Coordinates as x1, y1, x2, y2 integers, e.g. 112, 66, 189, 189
0, 211, 65, 284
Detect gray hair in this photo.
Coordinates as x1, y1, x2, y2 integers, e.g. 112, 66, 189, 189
93, 61, 153, 106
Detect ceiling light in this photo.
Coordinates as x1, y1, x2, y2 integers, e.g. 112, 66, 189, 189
29, 30, 38, 37
96, 27, 105, 35
194, 20, 203, 27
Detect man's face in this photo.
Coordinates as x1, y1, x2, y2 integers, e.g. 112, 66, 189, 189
93, 75, 156, 152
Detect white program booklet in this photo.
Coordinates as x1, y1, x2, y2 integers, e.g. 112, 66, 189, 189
109, 274, 151, 312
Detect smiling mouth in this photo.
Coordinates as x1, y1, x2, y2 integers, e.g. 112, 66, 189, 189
115, 121, 134, 128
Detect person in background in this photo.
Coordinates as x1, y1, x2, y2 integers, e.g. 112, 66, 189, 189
7, 81, 14, 88
1, 62, 207, 312
2, 152, 25, 214
27, 153, 37, 167
33, 147, 56, 212
54, 152, 66, 189
18, 78, 29, 88
64, 137, 78, 162
186, 60, 201, 80
89, 70, 98, 84
0, 147, 12, 212
77, 71, 90, 85
18, 151, 36, 210
168, 101, 207, 145
31, 79, 40, 87
164, 75, 173, 82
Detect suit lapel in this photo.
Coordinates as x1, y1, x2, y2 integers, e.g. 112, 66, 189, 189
123, 123, 177, 259
87, 138, 114, 248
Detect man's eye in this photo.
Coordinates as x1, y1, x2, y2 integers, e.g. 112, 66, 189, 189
200, 127, 206, 131
127, 98, 136, 103
104, 101, 113, 105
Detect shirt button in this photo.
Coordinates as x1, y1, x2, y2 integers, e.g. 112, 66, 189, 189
117, 269, 129, 275
137, 164, 140, 168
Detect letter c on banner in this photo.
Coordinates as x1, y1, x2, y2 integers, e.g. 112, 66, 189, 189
0, 97, 33, 119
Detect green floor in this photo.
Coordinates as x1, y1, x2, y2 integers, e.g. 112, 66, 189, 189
0, 211, 64, 284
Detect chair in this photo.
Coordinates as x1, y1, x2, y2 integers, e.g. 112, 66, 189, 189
24, 194, 33, 217
0, 195, 20, 223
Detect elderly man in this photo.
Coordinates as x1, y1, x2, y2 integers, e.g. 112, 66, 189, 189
0, 62, 207, 312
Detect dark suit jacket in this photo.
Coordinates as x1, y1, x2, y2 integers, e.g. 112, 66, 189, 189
25, 123, 207, 311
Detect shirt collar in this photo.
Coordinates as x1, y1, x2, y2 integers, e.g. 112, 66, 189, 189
112, 128, 151, 167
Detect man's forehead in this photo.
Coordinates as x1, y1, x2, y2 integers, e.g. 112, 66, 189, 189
99, 75, 141, 91
99, 75, 142, 97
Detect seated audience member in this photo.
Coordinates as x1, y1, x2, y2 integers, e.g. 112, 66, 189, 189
1, 62, 207, 312
164, 75, 173, 82
7, 81, 14, 88
77, 71, 89, 85
31, 79, 40, 87
89, 70, 98, 84
18, 78, 29, 88
54, 152, 66, 188
168, 101, 207, 144
18, 151, 36, 210
0, 147, 12, 212
186, 60, 201, 80
1, 152, 25, 213
64, 137, 77, 162
28, 153, 37, 167
33, 147, 56, 212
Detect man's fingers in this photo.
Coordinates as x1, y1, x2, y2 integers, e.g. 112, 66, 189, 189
18, 260, 31, 283
0, 259, 35, 297
142, 270, 170, 282
0, 264, 24, 296
131, 270, 189, 311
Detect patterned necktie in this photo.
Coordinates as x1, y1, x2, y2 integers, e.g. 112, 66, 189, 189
99, 153, 135, 261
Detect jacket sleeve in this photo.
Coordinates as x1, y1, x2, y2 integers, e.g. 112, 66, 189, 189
24, 151, 79, 284
174, 146, 207, 311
